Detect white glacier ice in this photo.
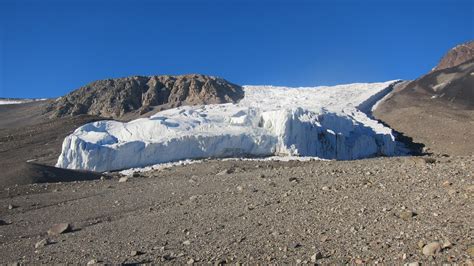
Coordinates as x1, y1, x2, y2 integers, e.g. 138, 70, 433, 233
56, 81, 403, 172
0, 98, 48, 105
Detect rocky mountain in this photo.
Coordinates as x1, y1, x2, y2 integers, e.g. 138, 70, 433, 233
432, 41, 474, 71
398, 59, 474, 109
46, 74, 244, 119
374, 41, 474, 156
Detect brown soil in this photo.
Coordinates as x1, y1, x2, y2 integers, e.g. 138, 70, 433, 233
0, 101, 102, 187
0, 156, 472, 264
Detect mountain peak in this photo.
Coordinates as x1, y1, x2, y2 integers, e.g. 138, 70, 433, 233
432, 40, 474, 71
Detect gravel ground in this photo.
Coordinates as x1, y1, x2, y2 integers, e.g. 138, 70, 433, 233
0, 155, 472, 264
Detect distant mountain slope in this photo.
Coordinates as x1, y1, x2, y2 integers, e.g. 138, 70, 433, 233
397, 59, 474, 109
45, 74, 244, 120
432, 41, 474, 71
374, 42, 474, 156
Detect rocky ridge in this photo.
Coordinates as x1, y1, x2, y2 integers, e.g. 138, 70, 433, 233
46, 74, 244, 119
397, 59, 474, 109
432, 41, 474, 71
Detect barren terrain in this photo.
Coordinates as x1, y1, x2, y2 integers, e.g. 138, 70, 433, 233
0, 156, 472, 264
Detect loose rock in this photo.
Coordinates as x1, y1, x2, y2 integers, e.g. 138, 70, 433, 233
217, 169, 233, 175
417, 240, 425, 249
422, 241, 442, 256
288, 177, 298, 182
442, 180, 452, 187
399, 210, 416, 220
468, 246, 474, 256
35, 238, 50, 249
442, 240, 452, 249
290, 242, 301, 249
311, 251, 323, 262
87, 259, 98, 265
47, 223, 71, 235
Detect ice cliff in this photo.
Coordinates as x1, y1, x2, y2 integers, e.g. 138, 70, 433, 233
57, 81, 403, 172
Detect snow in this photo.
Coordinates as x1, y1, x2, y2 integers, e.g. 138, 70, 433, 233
120, 159, 203, 176
0, 100, 27, 105
57, 81, 403, 172
120, 156, 323, 176
0, 98, 47, 105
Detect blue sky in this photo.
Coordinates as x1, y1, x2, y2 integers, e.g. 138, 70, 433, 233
0, 0, 473, 98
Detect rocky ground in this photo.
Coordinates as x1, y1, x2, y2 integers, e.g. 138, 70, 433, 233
0, 155, 472, 264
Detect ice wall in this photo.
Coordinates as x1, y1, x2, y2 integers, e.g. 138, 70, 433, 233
56, 81, 402, 172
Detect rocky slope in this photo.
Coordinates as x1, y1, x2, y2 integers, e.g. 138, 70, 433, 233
389, 59, 474, 109
46, 74, 244, 119
432, 41, 474, 71
374, 42, 474, 156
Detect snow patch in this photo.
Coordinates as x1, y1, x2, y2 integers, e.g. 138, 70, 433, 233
119, 156, 323, 176
57, 81, 404, 172
0, 98, 47, 105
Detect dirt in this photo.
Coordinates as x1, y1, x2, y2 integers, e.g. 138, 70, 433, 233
0, 101, 103, 187
0, 156, 472, 264
374, 95, 474, 156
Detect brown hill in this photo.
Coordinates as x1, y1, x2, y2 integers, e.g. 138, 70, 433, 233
432, 41, 474, 71
374, 47, 474, 156
45, 74, 244, 120
396, 59, 474, 109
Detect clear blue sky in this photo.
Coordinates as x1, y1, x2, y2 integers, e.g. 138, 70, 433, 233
0, 0, 473, 98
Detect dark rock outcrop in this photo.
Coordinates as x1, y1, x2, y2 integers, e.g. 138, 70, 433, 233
432, 41, 474, 71
46, 74, 244, 119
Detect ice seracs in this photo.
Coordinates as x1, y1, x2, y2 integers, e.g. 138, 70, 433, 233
57, 81, 403, 172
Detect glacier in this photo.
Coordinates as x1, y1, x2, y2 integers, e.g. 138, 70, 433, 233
56, 81, 404, 172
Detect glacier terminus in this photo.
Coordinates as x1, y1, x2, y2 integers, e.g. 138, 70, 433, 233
56, 81, 406, 172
